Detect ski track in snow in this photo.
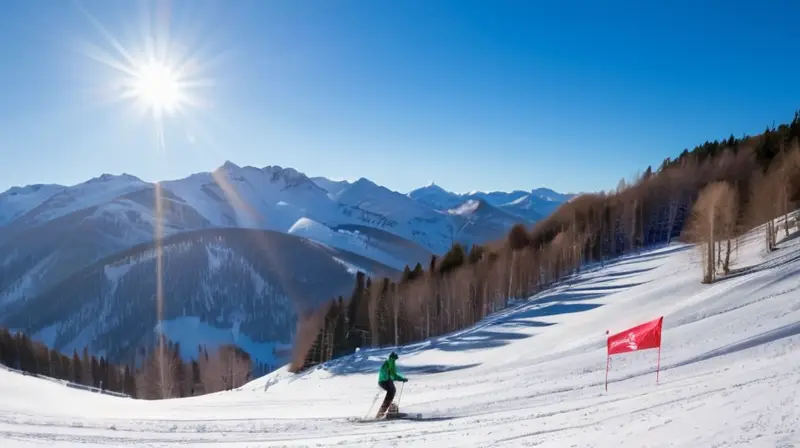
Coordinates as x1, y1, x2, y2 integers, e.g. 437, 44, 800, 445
2, 219, 800, 447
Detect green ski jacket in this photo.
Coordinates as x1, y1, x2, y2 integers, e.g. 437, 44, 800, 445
378, 358, 406, 382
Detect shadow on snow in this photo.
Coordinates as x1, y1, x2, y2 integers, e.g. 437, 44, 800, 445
603, 244, 693, 269
565, 265, 658, 287
557, 281, 647, 294
427, 292, 607, 353
722, 243, 800, 283
432, 329, 533, 352
318, 245, 686, 379
324, 357, 481, 377
324, 285, 642, 377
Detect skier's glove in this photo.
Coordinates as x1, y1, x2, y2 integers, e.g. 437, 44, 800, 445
402, 378, 408, 382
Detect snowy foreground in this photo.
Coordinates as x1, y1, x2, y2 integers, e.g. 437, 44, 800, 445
2, 223, 800, 447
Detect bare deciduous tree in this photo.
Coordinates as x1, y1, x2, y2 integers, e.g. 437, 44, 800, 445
292, 114, 800, 373
689, 182, 738, 283
748, 170, 781, 252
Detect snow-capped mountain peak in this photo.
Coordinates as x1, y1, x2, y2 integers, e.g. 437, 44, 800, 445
352, 177, 377, 188
215, 162, 324, 192
335, 178, 396, 204
311, 177, 351, 197
0, 160, 573, 389
407, 182, 573, 224
407, 183, 463, 211
1, 162, 571, 260
410, 182, 451, 197
87, 173, 143, 184
530, 187, 573, 203
162, 163, 334, 232
0, 184, 66, 227
261, 166, 322, 190
1, 184, 64, 197
219, 160, 241, 172
5, 174, 150, 227
337, 177, 412, 206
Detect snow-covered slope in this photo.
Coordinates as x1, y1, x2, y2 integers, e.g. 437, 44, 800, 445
0, 183, 65, 227
2, 218, 798, 446
0, 164, 567, 273
161, 164, 531, 254
7, 174, 149, 227
447, 198, 533, 245
499, 193, 552, 221
334, 178, 470, 254
0, 227, 398, 365
311, 176, 351, 197
287, 218, 433, 271
499, 187, 575, 220
464, 188, 530, 206
530, 187, 573, 203
334, 178, 541, 254
162, 162, 335, 232
0, 186, 209, 309
0, 163, 564, 373
406, 182, 466, 211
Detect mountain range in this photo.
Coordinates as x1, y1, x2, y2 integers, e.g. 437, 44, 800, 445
0, 162, 574, 369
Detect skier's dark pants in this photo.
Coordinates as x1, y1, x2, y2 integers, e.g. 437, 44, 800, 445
377, 380, 396, 416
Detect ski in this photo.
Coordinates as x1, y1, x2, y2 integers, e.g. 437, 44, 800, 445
348, 412, 424, 423
386, 412, 423, 420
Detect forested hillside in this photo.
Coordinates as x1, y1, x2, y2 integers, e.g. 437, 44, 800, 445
0, 328, 258, 400
292, 111, 800, 371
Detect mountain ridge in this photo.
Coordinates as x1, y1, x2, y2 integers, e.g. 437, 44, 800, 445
0, 161, 574, 372
1, 162, 573, 258
408, 183, 577, 222
0, 227, 398, 365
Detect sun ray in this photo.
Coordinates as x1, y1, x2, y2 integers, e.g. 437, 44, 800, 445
69, 0, 231, 385
76, 3, 140, 75
176, 78, 216, 89
78, 40, 142, 79
74, 1, 218, 153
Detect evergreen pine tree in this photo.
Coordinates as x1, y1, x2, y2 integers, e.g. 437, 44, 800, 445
81, 347, 92, 386
72, 350, 81, 384
91, 356, 99, 387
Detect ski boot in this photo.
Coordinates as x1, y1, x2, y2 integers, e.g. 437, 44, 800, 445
385, 403, 400, 419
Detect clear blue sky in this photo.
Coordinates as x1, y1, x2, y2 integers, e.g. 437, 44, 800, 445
2, 0, 800, 195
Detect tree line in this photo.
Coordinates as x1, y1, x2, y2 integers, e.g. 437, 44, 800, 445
290, 110, 800, 372
2, 228, 299, 367
0, 327, 254, 400
0, 327, 137, 395
134, 336, 254, 399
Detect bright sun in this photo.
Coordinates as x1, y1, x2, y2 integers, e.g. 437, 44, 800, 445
132, 60, 182, 116
77, 3, 215, 150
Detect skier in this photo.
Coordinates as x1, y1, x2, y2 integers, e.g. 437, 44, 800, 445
376, 351, 407, 418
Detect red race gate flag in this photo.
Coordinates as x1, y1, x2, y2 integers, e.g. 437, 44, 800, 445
605, 316, 663, 391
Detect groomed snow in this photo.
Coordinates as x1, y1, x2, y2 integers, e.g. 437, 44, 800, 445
1, 219, 799, 447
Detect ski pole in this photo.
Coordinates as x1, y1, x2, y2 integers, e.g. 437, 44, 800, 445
364, 389, 381, 418
397, 382, 405, 408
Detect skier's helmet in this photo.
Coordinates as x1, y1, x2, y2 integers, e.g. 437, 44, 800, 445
389, 351, 398, 360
